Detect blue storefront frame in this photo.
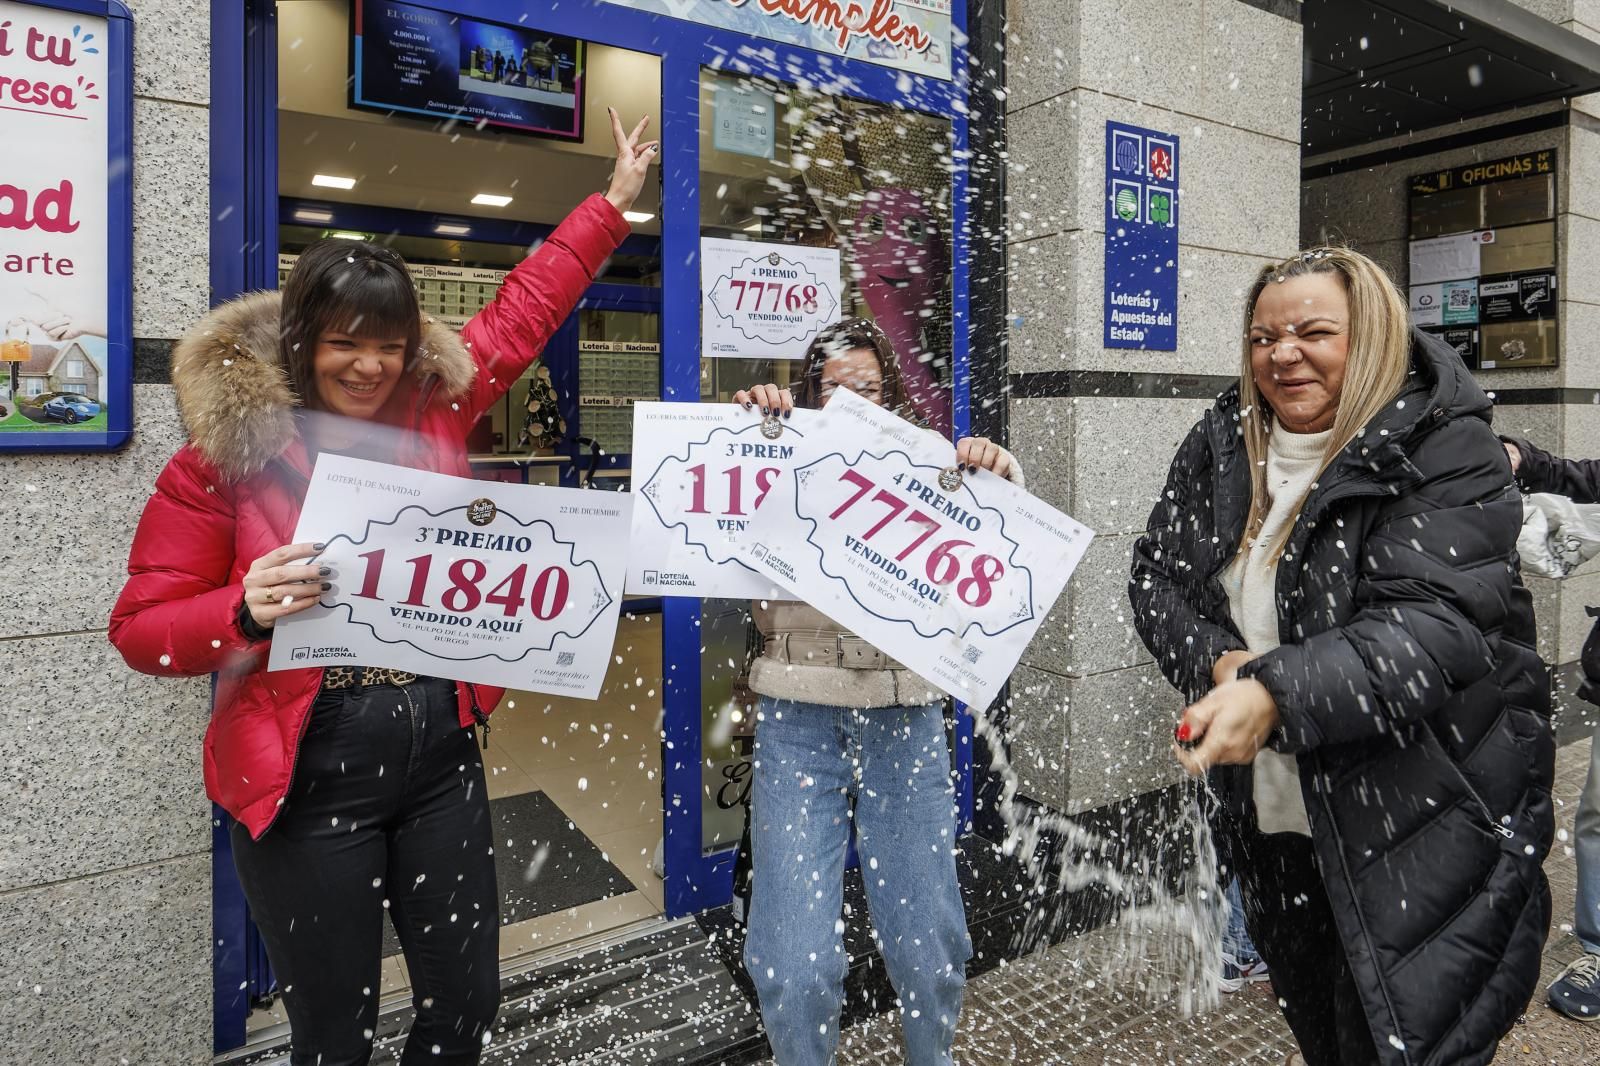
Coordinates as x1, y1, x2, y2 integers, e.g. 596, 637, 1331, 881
210, 0, 974, 1050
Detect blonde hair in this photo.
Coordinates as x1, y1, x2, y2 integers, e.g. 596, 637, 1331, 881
1237, 246, 1411, 559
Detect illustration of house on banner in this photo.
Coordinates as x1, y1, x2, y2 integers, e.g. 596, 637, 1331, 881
8, 340, 105, 403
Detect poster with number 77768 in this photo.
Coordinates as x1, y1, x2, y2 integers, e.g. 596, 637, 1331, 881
735, 388, 1094, 710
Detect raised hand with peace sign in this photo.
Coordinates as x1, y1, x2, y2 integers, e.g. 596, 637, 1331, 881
603, 108, 658, 216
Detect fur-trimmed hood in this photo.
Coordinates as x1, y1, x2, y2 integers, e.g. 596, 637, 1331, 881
170, 290, 476, 482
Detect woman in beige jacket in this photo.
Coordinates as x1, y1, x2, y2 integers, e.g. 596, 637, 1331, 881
733, 318, 1021, 1066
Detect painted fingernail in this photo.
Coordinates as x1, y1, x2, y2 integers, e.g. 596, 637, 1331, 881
321, 582, 332, 591
761, 406, 770, 415
319, 566, 331, 576
1175, 723, 1192, 743
784, 409, 792, 419
313, 542, 327, 550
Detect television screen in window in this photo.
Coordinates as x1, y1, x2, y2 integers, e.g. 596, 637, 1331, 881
350, 0, 585, 141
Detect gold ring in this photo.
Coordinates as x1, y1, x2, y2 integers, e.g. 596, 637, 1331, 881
264, 589, 278, 603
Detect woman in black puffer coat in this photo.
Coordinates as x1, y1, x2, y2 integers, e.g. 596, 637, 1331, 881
1128, 246, 1553, 1066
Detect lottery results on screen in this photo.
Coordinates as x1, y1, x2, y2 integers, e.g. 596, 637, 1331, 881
268, 455, 631, 699
628, 402, 815, 599
736, 389, 1093, 709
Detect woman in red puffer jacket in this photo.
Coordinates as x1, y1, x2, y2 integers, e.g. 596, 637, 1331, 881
111, 111, 654, 1066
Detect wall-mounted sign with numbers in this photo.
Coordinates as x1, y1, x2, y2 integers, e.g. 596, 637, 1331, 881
1104, 120, 1179, 351
1408, 149, 1557, 369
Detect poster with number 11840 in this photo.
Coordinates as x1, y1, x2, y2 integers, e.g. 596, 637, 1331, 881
736, 388, 1094, 710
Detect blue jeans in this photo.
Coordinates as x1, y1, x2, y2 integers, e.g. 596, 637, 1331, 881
743, 697, 971, 1066
1224, 877, 1260, 963
1576, 726, 1600, 954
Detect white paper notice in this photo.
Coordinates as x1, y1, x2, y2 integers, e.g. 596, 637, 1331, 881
629, 402, 813, 598
268, 455, 631, 699
701, 237, 842, 360
737, 389, 1094, 709
1409, 284, 1444, 327
1409, 232, 1486, 286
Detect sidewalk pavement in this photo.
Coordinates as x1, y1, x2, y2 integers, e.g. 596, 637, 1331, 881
817, 738, 1600, 1065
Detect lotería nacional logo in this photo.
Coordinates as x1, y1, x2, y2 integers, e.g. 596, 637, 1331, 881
466, 498, 498, 526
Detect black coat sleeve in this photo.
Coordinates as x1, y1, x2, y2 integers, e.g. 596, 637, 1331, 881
1503, 434, 1600, 503
1242, 417, 1521, 751
1129, 418, 1247, 704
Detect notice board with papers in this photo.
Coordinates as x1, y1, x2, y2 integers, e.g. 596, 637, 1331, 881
1407, 150, 1558, 370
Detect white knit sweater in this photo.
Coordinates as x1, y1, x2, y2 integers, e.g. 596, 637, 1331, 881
1221, 421, 1331, 837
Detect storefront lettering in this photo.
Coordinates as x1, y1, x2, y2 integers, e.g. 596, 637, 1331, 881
0, 21, 79, 66
0, 20, 96, 119
726, 0, 933, 55
0, 179, 78, 233
1459, 157, 1535, 185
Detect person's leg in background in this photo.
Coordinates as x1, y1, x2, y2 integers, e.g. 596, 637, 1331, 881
743, 698, 855, 1066
852, 702, 971, 1066
1236, 829, 1379, 1066
1549, 720, 1600, 1021
1221, 876, 1270, 992
384, 680, 501, 1065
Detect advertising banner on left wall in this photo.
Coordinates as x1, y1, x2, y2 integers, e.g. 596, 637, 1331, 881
0, 0, 133, 453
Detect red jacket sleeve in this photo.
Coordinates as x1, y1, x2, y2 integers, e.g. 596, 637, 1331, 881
109, 446, 264, 677
456, 193, 630, 422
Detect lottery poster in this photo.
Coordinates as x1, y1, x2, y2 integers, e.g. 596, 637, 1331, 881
736, 388, 1093, 709
629, 401, 813, 599
268, 454, 632, 699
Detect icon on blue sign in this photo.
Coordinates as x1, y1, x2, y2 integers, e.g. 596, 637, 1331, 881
1146, 138, 1176, 184
1111, 180, 1142, 223
1147, 187, 1173, 225
1112, 131, 1142, 175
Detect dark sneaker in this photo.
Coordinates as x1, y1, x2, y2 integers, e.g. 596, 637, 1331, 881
1548, 952, 1600, 1021
1219, 951, 1270, 994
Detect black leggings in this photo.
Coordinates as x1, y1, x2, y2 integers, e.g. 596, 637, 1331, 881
232, 678, 499, 1066
1233, 828, 1380, 1066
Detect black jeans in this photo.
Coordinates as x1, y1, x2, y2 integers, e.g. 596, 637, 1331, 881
232, 677, 499, 1066
1233, 827, 1380, 1066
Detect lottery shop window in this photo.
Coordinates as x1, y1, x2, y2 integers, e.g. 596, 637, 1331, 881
696, 67, 955, 433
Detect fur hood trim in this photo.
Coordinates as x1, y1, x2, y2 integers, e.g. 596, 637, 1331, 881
170, 290, 475, 482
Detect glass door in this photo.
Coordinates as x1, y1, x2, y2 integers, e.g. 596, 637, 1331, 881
658, 46, 973, 917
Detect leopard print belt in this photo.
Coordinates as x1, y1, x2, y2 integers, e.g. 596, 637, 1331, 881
321, 666, 420, 690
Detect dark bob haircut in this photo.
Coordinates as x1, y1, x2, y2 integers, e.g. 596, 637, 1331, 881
279, 237, 422, 411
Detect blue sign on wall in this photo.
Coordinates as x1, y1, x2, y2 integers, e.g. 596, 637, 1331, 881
1104, 120, 1179, 351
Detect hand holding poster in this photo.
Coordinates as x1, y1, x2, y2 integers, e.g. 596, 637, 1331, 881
269, 455, 631, 699
737, 389, 1093, 709
629, 401, 814, 598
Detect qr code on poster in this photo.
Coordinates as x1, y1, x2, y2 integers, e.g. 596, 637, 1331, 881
963, 646, 984, 664
1448, 289, 1471, 309
556, 651, 576, 667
